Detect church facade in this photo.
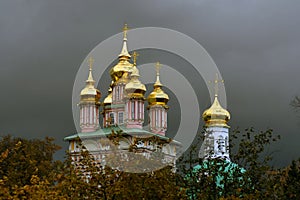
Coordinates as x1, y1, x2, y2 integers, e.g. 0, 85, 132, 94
64, 25, 181, 172
64, 25, 232, 173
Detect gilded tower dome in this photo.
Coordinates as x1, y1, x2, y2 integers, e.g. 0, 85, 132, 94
125, 52, 146, 98
202, 95, 230, 128
147, 62, 169, 107
203, 74, 230, 127
103, 87, 112, 105
80, 57, 101, 103
110, 24, 133, 82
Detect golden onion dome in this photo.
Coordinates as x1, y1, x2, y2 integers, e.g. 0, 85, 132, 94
125, 65, 146, 98
147, 63, 169, 107
202, 95, 230, 127
103, 87, 112, 105
110, 24, 133, 82
110, 58, 133, 82
147, 85, 169, 106
114, 70, 131, 85
80, 59, 101, 103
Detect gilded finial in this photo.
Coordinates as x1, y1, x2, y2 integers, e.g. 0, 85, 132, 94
154, 62, 162, 87
202, 73, 230, 127
130, 51, 140, 77
88, 56, 94, 71
132, 51, 139, 66
80, 56, 98, 97
123, 23, 129, 39
155, 62, 161, 76
118, 24, 131, 58
147, 61, 169, 106
87, 56, 95, 82
213, 73, 224, 97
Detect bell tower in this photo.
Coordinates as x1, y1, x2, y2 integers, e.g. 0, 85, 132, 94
108, 24, 133, 126
147, 62, 169, 136
200, 74, 230, 160
124, 52, 146, 129
79, 57, 101, 132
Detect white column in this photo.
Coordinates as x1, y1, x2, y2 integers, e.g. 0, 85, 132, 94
89, 105, 93, 125
80, 107, 83, 125
135, 101, 138, 121
83, 107, 85, 125
142, 102, 144, 120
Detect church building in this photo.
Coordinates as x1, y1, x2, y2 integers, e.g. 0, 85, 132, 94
64, 24, 238, 177
64, 25, 181, 173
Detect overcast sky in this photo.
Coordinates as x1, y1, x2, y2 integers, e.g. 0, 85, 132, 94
0, 0, 299, 167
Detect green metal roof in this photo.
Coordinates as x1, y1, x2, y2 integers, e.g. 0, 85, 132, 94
186, 159, 246, 198
64, 125, 181, 145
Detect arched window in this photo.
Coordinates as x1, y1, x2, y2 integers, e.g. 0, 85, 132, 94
116, 86, 119, 101
225, 136, 229, 153
110, 113, 115, 125
131, 101, 135, 119
118, 112, 124, 124
217, 135, 225, 154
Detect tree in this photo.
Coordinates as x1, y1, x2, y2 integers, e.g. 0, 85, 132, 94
179, 127, 282, 199
58, 140, 187, 200
230, 127, 281, 198
291, 96, 300, 109
284, 159, 300, 199
1, 129, 299, 199
0, 134, 186, 199
0, 135, 62, 199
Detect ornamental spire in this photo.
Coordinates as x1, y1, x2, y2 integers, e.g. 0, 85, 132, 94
119, 23, 131, 58
147, 61, 169, 107
154, 62, 162, 87
80, 56, 99, 97
202, 73, 230, 128
133, 51, 139, 66
125, 51, 146, 99
87, 56, 95, 83
131, 51, 140, 77
213, 73, 224, 97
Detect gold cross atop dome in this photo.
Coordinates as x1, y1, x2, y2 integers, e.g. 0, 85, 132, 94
155, 62, 161, 76
80, 56, 98, 97
212, 73, 224, 97
132, 51, 139, 66
147, 61, 169, 106
153, 62, 162, 87
123, 23, 129, 39
202, 73, 230, 127
88, 56, 94, 71
86, 56, 95, 83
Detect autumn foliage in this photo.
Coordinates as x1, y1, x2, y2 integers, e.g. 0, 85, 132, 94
0, 128, 299, 200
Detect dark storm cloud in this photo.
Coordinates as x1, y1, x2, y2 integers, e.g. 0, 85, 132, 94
0, 0, 299, 165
